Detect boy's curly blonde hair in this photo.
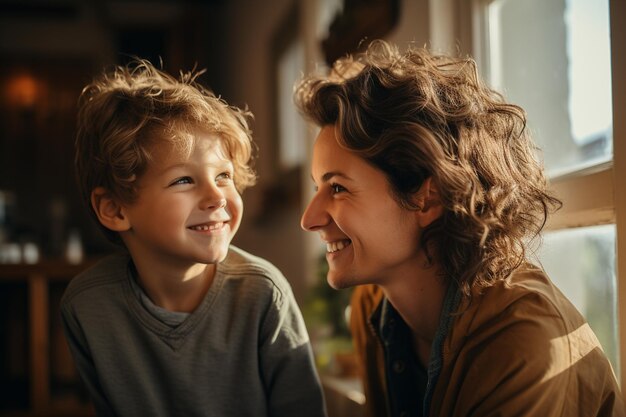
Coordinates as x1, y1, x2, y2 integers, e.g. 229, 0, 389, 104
76, 59, 256, 243
295, 40, 561, 297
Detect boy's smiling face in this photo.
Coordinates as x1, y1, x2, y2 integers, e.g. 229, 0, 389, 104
119, 129, 243, 269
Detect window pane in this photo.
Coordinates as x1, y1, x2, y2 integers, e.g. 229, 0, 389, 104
537, 225, 619, 375
278, 39, 306, 169
487, 0, 612, 177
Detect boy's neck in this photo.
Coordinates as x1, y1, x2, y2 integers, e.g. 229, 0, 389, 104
132, 259, 217, 313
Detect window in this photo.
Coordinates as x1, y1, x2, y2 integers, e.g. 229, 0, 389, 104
470, 0, 625, 382
484, 0, 612, 177
277, 38, 306, 170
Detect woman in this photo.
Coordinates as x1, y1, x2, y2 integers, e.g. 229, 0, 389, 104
296, 40, 624, 417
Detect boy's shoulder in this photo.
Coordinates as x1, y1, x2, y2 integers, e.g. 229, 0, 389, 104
220, 245, 291, 291
61, 251, 131, 306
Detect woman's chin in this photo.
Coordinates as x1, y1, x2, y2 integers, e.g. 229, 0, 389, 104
326, 272, 354, 290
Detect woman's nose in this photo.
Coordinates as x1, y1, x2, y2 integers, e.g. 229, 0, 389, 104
301, 194, 328, 232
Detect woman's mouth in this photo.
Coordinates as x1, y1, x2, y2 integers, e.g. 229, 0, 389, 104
326, 239, 352, 253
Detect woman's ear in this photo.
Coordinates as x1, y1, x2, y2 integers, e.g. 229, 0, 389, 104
91, 187, 131, 232
413, 178, 443, 228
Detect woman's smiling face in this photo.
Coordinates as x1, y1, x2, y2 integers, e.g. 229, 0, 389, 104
301, 125, 424, 289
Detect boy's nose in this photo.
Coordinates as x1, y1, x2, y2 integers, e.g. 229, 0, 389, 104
214, 198, 227, 208
201, 196, 226, 210
200, 184, 226, 210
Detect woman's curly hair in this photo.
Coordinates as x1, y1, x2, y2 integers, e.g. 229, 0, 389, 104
76, 58, 256, 243
295, 40, 561, 297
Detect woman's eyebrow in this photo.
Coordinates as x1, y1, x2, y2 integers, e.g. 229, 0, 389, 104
318, 171, 353, 183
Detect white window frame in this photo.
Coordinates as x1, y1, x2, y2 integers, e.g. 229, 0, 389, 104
611, 0, 626, 390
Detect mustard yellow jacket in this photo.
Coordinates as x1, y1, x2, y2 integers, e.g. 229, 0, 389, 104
350, 266, 625, 417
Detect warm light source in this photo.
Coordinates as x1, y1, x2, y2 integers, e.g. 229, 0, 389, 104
5, 73, 39, 110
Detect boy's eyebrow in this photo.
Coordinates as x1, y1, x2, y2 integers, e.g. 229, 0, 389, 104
157, 160, 233, 175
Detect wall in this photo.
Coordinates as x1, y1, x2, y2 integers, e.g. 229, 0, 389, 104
206, 0, 310, 301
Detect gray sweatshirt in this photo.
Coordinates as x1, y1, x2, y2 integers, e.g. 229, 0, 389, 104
61, 245, 327, 417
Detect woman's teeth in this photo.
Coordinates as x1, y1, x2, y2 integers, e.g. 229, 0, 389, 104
189, 222, 224, 231
326, 240, 351, 253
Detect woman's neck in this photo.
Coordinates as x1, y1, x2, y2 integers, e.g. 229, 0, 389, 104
381, 260, 447, 367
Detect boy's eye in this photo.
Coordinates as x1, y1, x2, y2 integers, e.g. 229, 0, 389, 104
330, 183, 346, 194
216, 171, 233, 184
170, 176, 193, 186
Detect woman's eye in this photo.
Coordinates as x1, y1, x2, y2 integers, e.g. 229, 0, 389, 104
330, 183, 346, 194
171, 176, 193, 186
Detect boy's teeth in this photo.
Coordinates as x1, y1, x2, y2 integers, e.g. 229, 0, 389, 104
326, 240, 351, 253
190, 222, 223, 231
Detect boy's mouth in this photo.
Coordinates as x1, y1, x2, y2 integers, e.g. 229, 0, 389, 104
188, 222, 227, 232
326, 239, 352, 253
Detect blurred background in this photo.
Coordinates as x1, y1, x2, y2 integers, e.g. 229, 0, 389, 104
0, 0, 624, 416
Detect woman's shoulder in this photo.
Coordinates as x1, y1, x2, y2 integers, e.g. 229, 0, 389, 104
490, 264, 583, 325
467, 264, 579, 319
439, 265, 618, 417
451, 264, 592, 357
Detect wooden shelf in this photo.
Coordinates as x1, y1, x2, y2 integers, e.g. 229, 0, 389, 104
0, 260, 97, 417
0, 260, 96, 281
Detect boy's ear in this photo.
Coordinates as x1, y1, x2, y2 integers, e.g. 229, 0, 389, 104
91, 187, 131, 232
413, 177, 443, 228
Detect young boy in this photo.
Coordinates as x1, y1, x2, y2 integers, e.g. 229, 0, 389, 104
61, 59, 327, 417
